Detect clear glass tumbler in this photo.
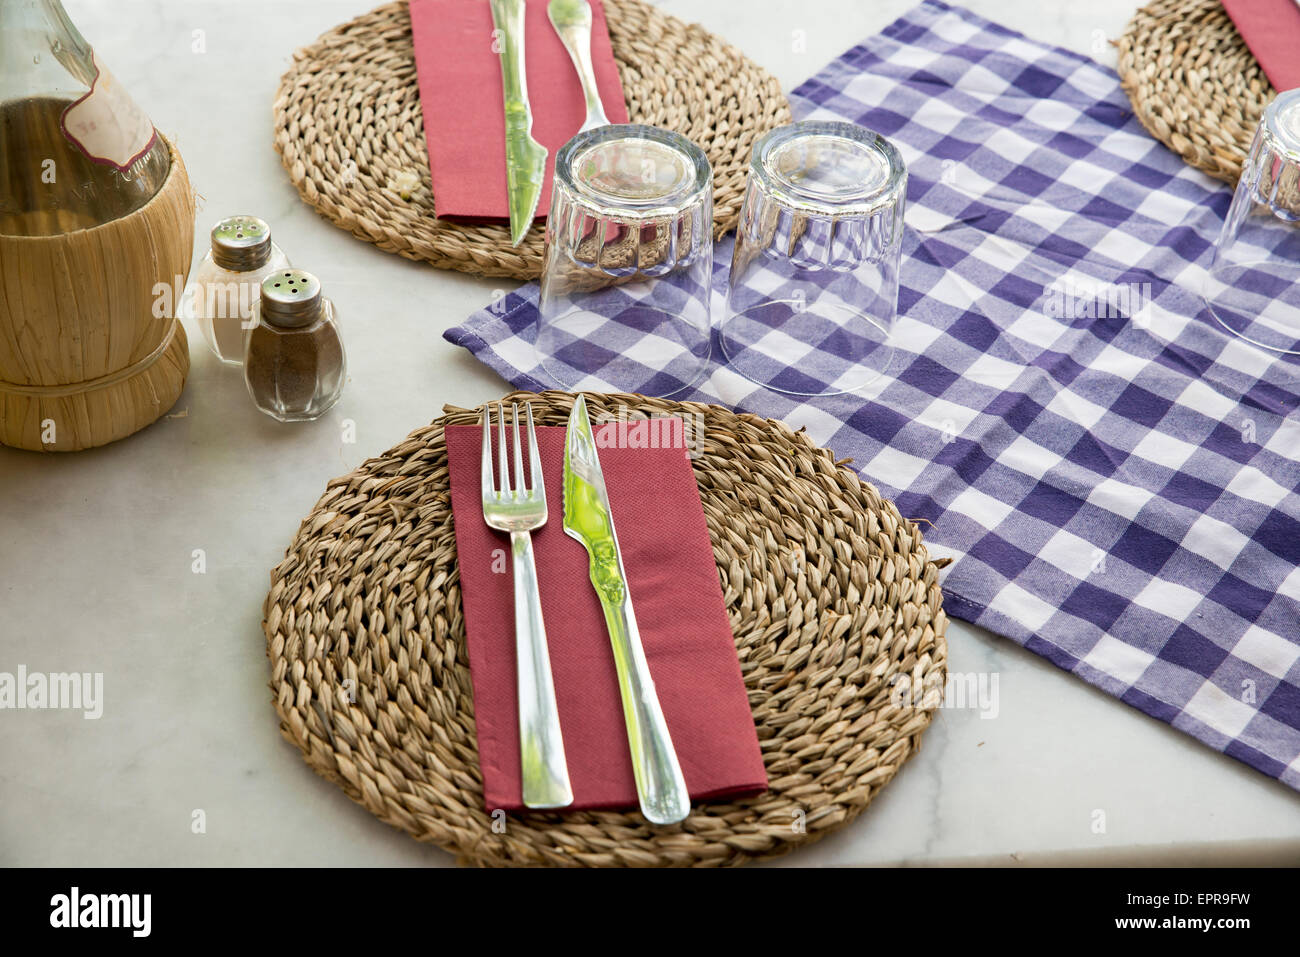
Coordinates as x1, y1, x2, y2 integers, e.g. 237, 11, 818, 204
1204, 87, 1300, 355
719, 121, 906, 395
537, 125, 712, 397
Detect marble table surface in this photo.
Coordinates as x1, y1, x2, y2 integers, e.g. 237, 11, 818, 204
3, 0, 1297, 867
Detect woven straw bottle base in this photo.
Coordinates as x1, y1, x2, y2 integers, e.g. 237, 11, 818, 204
0, 139, 195, 452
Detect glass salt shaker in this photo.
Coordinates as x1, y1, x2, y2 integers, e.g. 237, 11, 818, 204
192, 216, 289, 364
244, 269, 346, 422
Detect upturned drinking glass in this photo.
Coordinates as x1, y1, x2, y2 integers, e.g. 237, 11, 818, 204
719, 121, 906, 395
1204, 87, 1300, 355
536, 124, 712, 397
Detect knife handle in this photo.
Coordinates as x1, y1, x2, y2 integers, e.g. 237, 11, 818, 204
596, 582, 691, 825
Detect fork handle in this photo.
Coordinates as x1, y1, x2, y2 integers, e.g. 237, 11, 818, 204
510, 530, 574, 809
549, 0, 610, 133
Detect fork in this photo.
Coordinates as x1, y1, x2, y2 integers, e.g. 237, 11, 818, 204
481, 401, 574, 809
548, 0, 610, 133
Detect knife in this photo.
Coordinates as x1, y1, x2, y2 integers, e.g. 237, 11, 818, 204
562, 395, 690, 825
489, 0, 548, 246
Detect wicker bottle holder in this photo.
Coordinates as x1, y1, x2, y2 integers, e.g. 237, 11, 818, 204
0, 137, 194, 452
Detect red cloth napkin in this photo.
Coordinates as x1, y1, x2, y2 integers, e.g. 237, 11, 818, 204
410, 0, 631, 223
1221, 0, 1300, 92
445, 418, 767, 812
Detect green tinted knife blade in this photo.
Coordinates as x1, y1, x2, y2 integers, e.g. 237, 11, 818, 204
489, 0, 547, 246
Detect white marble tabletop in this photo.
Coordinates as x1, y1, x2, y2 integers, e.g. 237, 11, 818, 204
2, 0, 1297, 867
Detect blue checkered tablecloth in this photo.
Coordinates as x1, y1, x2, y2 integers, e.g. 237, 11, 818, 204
445, 0, 1300, 789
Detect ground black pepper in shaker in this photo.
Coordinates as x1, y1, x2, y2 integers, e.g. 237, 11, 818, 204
244, 269, 346, 422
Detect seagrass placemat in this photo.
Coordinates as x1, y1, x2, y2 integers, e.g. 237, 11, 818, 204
262, 391, 949, 867
271, 0, 790, 279
1117, 0, 1274, 184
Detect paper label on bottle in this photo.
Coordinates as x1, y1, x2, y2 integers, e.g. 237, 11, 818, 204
60, 52, 157, 171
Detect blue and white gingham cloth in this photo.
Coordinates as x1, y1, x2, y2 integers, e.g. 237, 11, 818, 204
446, 0, 1300, 789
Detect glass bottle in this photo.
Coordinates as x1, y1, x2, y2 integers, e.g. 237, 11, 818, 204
0, 0, 172, 237
191, 216, 290, 364
244, 269, 346, 422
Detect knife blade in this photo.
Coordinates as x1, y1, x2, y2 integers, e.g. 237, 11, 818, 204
489, 0, 548, 246
562, 395, 690, 825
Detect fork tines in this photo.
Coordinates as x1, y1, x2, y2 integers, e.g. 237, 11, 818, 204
480, 401, 544, 502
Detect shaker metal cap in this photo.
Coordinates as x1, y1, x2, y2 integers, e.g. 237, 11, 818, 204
260, 269, 322, 328
211, 216, 273, 271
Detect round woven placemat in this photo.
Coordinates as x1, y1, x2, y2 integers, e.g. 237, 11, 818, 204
272, 0, 791, 279
1117, 0, 1274, 185
263, 391, 949, 867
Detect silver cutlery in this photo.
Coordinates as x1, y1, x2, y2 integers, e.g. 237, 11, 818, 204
548, 0, 611, 134
481, 401, 573, 809
562, 395, 689, 825
489, 0, 548, 245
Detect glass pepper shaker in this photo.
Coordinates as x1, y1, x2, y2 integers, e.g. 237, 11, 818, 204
244, 269, 346, 422
192, 216, 290, 364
